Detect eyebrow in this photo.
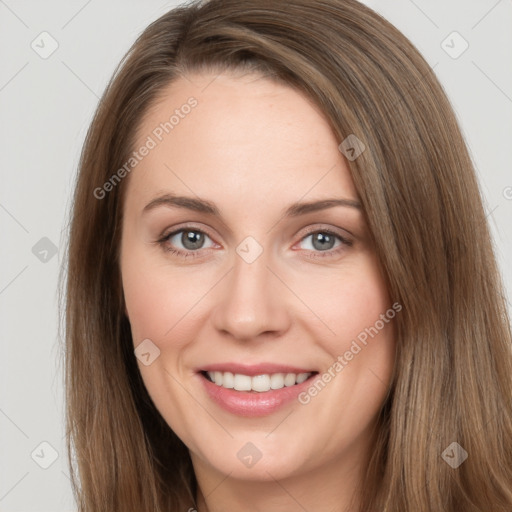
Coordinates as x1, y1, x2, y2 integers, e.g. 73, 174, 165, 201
142, 193, 362, 217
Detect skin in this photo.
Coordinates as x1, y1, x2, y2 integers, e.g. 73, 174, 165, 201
120, 71, 396, 512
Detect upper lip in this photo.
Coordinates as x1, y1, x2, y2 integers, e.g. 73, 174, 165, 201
198, 362, 317, 376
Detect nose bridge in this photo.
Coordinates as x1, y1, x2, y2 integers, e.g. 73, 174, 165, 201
211, 238, 290, 340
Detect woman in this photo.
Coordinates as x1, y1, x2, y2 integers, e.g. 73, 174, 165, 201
62, 0, 512, 510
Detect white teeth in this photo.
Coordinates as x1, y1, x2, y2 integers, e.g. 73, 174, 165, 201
270, 373, 285, 389
205, 371, 313, 392
252, 374, 271, 392
284, 373, 296, 387
296, 372, 310, 384
222, 371, 234, 389
214, 371, 223, 386
233, 374, 252, 391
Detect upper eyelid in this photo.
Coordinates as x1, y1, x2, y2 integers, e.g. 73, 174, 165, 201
299, 224, 353, 239
162, 223, 218, 243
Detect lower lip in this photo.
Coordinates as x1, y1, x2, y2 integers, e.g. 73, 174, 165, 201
198, 372, 318, 417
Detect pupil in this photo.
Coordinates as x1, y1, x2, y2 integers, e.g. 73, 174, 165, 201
182, 231, 204, 250
312, 233, 334, 251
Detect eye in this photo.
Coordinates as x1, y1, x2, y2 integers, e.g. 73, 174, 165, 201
156, 225, 353, 259
296, 228, 353, 258
157, 227, 216, 257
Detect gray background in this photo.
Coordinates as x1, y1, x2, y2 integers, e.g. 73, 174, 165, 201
0, 1, 511, 510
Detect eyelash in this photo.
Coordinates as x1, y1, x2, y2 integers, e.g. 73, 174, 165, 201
156, 225, 353, 260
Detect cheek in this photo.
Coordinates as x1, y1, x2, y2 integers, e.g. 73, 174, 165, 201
121, 246, 216, 346
295, 255, 392, 348
292, 253, 397, 401
122, 267, 170, 343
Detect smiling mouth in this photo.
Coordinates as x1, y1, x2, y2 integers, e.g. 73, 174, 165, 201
201, 370, 318, 392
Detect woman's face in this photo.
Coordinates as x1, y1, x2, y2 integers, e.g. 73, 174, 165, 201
120, 71, 396, 484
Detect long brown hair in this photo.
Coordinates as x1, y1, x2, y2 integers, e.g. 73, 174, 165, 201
61, 0, 512, 510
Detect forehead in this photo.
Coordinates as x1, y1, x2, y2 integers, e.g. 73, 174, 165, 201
125, 72, 358, 213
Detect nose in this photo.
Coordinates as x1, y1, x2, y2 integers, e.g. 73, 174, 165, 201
211, 247, 292, 342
